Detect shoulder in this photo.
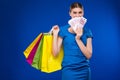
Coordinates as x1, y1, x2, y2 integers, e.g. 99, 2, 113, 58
58, 25, 69, 38
83, 27, 93, 38
83, 27, 92, 33
59, 25, 69, 31
59, 25, 69, 33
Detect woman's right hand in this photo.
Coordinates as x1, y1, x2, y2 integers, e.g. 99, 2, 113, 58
52, 25, 60, 36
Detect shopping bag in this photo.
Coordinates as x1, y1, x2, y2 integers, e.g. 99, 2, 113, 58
23, 33, 42, 58
26, 33, 43, 65
31, 35, 44, 69
41, 33, 63, 73
23, 33, 64, 73
23, 33, 43, 69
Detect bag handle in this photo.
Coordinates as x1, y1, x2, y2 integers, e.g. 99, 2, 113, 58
48, 27, 53, 35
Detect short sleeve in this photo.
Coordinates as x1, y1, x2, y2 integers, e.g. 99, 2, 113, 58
58, 27, 65, 38
86, 29, 93, 39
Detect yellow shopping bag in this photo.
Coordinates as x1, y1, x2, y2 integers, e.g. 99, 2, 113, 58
41, 33, 64, 73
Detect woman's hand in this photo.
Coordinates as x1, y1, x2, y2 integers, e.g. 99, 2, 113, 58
74, 27, 83, 39
52, 25, 60, 36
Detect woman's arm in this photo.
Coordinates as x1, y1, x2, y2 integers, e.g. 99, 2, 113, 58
52, 25, 63, 57
75, 27, 93, 59
75, 38, 92, 59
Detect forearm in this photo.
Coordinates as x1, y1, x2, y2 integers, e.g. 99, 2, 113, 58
75, 38, 92, 59
52, 35, 59, 56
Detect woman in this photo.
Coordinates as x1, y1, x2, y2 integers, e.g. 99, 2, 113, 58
52, 2, 93, 80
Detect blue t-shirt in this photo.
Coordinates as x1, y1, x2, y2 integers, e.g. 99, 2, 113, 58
58, 25, 93, 68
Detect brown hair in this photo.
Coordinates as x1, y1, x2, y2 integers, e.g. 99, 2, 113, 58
70, 2, 83, 12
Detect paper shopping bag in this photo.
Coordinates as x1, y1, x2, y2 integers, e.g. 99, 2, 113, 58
31, 35, 44, 69
26, 33, 43, 65
41, 33, 64, 73
23, 33, 64, 73
24, 33, 44, 69
23, 33, 42, 58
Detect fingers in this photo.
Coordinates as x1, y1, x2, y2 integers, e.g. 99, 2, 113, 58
53, 25, 59, 30
75, 27, 82, 33
52, 25, 60, 36
75, 27, 83, 37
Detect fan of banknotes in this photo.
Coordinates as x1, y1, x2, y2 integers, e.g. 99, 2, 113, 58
68, 17, 87, 31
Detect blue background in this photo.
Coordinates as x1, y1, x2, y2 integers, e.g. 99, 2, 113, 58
1, 0, 120, 80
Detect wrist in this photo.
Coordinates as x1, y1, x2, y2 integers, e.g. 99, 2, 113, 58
75, 35, 81, 39
53, 33, 58, 37
75, 37, 79, 41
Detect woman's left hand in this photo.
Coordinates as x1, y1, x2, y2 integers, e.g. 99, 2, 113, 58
74, 27, 83, 39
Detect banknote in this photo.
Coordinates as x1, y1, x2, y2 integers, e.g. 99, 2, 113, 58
68, 17, 87, 31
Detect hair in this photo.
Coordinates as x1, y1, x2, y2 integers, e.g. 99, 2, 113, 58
69, 2, 84, 12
